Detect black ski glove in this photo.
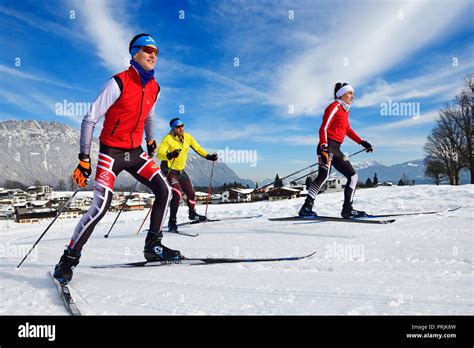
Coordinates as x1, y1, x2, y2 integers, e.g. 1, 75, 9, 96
166, 149, 181, 160
146, 140, 157, 157
360, 140, 373, 153
206, 153, 218, 161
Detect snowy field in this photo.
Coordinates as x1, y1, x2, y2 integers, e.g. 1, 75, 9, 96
0, 185, 472, 315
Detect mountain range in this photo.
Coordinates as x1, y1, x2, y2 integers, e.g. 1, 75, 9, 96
261, 159, 470, 186
0, 120, 254, 189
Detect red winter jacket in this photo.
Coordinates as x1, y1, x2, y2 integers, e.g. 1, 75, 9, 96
319, 100, 362, 145
99, 66, 160, 149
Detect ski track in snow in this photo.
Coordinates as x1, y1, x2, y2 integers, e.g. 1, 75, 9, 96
1, 185, 472, 315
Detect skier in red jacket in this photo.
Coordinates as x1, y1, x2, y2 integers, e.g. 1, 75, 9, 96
299, 82, 374, 219
53, 34, 180, 285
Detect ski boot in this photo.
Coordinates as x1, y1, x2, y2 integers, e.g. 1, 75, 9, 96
168, 218, 179, 233
298, 196, 318, 217
143, 230, 182, 262
189, 209, 207, 222
53, 246, 81, 285
341, 202, 367, 219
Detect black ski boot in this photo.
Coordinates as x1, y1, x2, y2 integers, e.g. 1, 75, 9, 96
53, 247, 81, 285
168, 218, 178, 233
143, 230, 182, 262
189, 209, 207, 222
299, 196, 318, 217
341, 202, 367, 219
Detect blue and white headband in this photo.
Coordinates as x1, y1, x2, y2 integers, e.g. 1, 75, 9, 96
130, 35, 157, 57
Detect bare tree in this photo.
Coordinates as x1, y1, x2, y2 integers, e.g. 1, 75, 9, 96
424, 74, 473, 185
424, 156, 446, 185
424, 118, 463, 185
451, 74, 474, 183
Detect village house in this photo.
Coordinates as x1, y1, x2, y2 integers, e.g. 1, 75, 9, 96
267, 187, 301, 201
14, 200, 56, 223
323, 177, 348, 192
221, 188, 254, 203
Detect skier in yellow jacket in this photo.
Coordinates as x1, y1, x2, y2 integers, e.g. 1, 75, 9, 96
158, 117, 218, 232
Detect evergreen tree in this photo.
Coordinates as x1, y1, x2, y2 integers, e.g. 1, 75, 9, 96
274, 174, 284, 188
373, 173, 379, 186
365, 178, 373, 187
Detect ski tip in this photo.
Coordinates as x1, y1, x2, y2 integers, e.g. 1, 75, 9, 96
303, 250, 318, 259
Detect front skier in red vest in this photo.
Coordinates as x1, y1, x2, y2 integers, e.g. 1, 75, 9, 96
299, 82, 374, 219
53, 34, 180, 285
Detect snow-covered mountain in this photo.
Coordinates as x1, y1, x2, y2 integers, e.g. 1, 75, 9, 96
0, 120, 254, 188
352, 160, 386, 170
355, 159, 471, 184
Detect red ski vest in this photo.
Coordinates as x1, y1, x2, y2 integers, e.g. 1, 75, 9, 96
319, 101, 362, 145
99, 66, 160, 149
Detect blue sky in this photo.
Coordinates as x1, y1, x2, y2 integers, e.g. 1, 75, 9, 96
0, 0, 473, 182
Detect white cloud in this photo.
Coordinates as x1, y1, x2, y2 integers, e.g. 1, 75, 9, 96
273, 1, 471, 115
72, 0, 133, 72
356, 60, 474, 108
362, 110, 440, 132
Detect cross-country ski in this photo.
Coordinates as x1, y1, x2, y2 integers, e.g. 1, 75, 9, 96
92, 251, 317, 269
49, 271, 81, 316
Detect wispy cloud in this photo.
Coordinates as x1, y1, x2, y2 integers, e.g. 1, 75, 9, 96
272, 1, 471, 115
71, 0, 134, 72
361, 110, 440, 132
0, 65, 91, 92
0, 4, 81, 40
356, 59, 474, 108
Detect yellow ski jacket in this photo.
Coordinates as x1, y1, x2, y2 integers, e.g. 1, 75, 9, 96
157, 132, 208, 172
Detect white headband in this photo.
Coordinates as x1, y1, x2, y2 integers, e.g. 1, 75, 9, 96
336, 84, 354, 98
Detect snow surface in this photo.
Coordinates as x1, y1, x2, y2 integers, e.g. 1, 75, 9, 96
1, 185, 472, 315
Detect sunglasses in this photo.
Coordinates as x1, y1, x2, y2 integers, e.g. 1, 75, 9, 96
133, 45, 159, 55
175, 125, 184, 129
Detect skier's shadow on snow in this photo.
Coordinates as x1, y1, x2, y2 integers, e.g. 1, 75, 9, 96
0, 270, 63, 305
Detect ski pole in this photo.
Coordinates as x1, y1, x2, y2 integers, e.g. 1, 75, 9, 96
288, 148, 369, 184
135, 205, 152, 235
104, 180, 139, 238
204, 160, 216, 220
135, 156, 177, 235
257, 162, 318, 190
17, 188, 82, 269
